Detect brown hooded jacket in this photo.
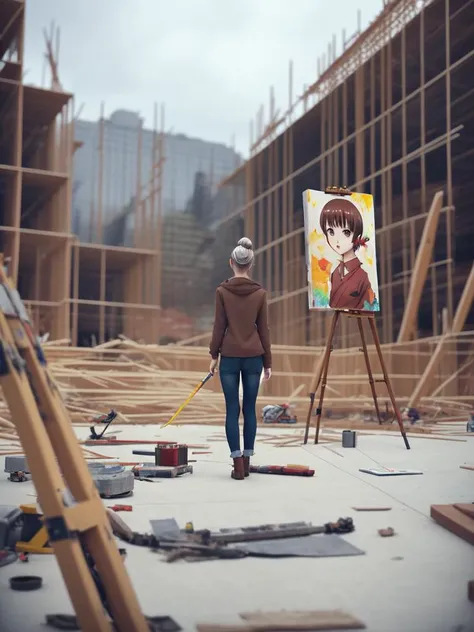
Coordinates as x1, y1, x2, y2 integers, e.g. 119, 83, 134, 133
209, 277, 272, 369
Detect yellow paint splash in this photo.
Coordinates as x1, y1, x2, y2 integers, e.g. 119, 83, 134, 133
351, 192, 374, 216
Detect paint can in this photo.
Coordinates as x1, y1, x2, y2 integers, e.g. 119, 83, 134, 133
342, 430, 357, 448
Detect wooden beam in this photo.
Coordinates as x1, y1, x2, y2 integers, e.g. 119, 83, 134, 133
397, 191, 444, 342
409, 264, 474, 407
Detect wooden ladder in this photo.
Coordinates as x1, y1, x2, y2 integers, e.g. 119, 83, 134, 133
0, 257, 149, 632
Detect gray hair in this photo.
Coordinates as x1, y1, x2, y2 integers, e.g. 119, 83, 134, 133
230, 237, 254, 267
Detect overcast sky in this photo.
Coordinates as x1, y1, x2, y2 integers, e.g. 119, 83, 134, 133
24, 0, 383, 156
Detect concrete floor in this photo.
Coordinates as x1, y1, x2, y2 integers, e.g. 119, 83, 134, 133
0, 424, 473, 632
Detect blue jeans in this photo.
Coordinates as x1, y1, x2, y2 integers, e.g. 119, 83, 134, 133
219, 356, 263, 458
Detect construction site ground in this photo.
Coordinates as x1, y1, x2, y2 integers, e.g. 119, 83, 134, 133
0, 423, 473, 632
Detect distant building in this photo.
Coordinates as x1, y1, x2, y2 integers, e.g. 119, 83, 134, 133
72, 109, 242, 245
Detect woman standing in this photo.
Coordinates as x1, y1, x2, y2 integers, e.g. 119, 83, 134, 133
209, 237, 272, 480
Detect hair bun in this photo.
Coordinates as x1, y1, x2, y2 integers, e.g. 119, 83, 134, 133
237, 237, 253, 250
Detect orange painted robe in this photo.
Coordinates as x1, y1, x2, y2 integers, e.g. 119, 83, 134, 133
329, 258, 374, 310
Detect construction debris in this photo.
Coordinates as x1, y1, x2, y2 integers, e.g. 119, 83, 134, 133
196, 609, 366, 631
431, 504, 474, 546
378, 527, 396, 538
352, 507, 392, 512
0, 335, 470, 454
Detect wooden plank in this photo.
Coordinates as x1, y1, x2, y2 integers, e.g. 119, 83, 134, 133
454, 504, 474, 520
409, 264, 474, 407
197, 609, 366, 631
398, 191, 444, 342
430, 504, 474, 546
241, 609, 366, 630
352, 507, 392, 512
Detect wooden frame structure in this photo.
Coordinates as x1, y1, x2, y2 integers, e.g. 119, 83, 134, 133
0, 1, 164, 346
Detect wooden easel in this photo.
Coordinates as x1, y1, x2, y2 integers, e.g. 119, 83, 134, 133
303, 309, 410, 450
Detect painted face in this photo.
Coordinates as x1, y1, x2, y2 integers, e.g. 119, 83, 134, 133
326, 224, 353, 255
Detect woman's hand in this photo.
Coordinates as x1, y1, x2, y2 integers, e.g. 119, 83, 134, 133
209, 358, 218, 375
263, 368, 272, 381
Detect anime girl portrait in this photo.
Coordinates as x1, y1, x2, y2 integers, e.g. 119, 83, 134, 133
303, 190, 380, 312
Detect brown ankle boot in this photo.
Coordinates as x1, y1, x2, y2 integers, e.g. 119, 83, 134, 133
243, 456, 250, 477
231, 456, 245, 480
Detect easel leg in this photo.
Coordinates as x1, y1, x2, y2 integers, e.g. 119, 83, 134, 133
303, 355, 324, 444
356, 317, 383, 424
368, 317, 411, 450
313, 311, 339, 445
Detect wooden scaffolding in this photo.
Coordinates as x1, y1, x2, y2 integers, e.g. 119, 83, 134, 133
208, 0, 473, 351
0, 1, 165, 345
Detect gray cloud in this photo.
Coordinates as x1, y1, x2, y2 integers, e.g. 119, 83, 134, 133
25, 0, 383, 155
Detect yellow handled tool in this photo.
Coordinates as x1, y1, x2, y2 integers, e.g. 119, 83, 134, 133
160, 372, 214, 429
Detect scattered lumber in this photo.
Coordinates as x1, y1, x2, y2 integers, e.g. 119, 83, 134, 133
197, 609, 366, 631
0, 337, 469, 446
431, 504, 474, 546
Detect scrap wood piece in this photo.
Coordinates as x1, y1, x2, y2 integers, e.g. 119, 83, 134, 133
430, 504, 474, 546
240, 608, 366, 630
454, 504, 474, 520
196, 611, 366, 631
352, 506, 392, 512
378, 527, 395, 537
460, 465, 474, 471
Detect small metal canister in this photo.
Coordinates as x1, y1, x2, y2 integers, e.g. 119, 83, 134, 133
342, 430, 357, 448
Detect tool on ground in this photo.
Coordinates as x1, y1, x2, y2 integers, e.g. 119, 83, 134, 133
0, 255, 153, 630
0, 504, 52, 555
160, 372, 213, 429
261, 402, 298, 424
16, 504, 53, 554
132, 463, 193, 478
89, 464, 135, 498
116, 517, 355, 564
249, 465, 315, 477
89, 409, 118, 440
205, 517, 354, 544
359, 468, 423, 476
109, 505, 132, 512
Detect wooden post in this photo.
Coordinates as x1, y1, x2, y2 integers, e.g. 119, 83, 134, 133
409, 264, 474, 407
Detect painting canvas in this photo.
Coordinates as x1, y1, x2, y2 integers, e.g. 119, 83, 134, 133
302, 189, 380, 312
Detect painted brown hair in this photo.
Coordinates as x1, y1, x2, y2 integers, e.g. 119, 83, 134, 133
319, 197, 365, 251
